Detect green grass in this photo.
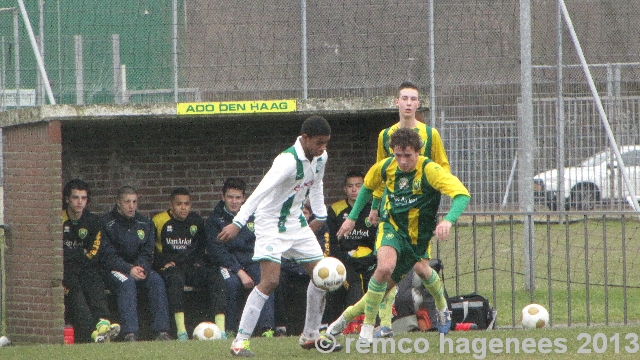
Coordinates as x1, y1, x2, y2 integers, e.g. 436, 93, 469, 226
3, 326, 640, 359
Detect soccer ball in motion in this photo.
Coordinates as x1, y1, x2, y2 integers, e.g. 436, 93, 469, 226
521, 304, 549, 329
313, 257, 347, 292
193, 322, 222, 340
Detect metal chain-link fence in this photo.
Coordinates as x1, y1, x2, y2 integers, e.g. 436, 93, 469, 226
1, 0, 640, 210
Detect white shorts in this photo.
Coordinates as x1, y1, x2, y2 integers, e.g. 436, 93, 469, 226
252, 226, 324, 264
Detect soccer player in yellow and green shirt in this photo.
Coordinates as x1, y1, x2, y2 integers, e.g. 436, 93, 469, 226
371, 80, 451, 338
327, 128, 470, 342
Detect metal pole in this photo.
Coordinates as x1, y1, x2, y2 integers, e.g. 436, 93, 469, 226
559, 0, 640, 213
429, 0, 436, 127
556, 0, 566, 214
301, 0, 308, 99
38, 0, 44, 105
112, 34, 121, 104
13, 8, 20, 107
57, 0, 62, 97
16, 0, 56, 105
74, 35, 83, 105
172, 0, 178, 103
519, 0, 535, 292
1, 36, 5, 112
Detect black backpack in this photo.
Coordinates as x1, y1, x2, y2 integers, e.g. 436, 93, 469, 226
447, 293, 497, 330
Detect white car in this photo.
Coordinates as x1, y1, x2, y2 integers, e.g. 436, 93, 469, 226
533, 145, 640, 210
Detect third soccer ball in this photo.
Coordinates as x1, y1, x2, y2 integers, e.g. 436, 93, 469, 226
192, 322, 222, 340
312, 257, 347, 292
521, 304, 549, 329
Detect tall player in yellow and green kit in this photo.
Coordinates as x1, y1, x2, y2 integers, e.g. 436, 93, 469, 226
327, 128, 470, 342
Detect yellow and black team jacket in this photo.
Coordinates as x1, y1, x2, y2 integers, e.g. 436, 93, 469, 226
152, 210, 207, 270
327, 199, 377, 273
62, 209, 103, 274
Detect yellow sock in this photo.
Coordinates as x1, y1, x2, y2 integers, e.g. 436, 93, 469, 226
363, 278, 387, 326
174, 312, 187, 335
422, 270, 447, 310
344, 296, 367, 321
378, 286, 396, 328
214, 313, 226, 333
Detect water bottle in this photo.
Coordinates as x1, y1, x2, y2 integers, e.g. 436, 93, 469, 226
454, 322, 478, 331
64, 325, 75, 344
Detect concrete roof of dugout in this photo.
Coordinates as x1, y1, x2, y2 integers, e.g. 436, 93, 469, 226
0, 96, 428, 127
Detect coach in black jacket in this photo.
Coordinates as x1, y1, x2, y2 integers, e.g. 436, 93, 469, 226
100, 186, 171, 341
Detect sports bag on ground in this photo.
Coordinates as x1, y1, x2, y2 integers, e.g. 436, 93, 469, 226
447, 293, 497, 330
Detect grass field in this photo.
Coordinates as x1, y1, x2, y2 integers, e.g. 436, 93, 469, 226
3, 325, 640, 359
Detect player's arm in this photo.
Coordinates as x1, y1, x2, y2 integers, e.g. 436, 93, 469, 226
135, 223, 155, 275
308, 152, 329, 225
98, 221, 134, 275
151, 213, 174, 269
233, 154, 293, 228
424, 162, 471, 240
371, 130, 389, 212
431, 128, 450, 173
435, 194, 470, 241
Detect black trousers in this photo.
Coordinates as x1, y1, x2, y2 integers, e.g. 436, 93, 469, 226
63, 264, 110, 343
159, 265, 227, 316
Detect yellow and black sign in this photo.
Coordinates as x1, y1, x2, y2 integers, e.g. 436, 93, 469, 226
177, 99, 296, 115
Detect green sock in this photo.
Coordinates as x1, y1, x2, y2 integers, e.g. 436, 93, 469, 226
378, 286, 397, 328
363, 278, 387, 325
174, 312, 187, 335
214, 313, 226, 333
422, 270, 447, 310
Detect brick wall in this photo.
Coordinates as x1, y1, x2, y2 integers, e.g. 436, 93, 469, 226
3, 121, 65, 344
61, 114, 394, 218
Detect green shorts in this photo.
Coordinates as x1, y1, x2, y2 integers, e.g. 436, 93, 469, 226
375, 221, 432, 283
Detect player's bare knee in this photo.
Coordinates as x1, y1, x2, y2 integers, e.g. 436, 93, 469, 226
258, 278, 279, 294
413, 261, 432, 279
373, 266, 394, 282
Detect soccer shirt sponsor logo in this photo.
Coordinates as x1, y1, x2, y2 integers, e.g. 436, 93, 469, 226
398, 177, 410, 190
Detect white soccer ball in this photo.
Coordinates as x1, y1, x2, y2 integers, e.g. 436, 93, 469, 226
193, 322, 222, 340
521, 303, 549, 329
312, 256, 347, 292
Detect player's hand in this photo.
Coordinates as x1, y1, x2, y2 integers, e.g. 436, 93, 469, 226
130, 265, 146, 281
337, 219, 356, 239
434, 220, 452, 241
163, 261, 176, 269
217, 223, 240, 242
368, 209, 379, 226
237, 269, 255, 289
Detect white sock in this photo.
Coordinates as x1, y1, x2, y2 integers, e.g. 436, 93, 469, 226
302, 280, 326, 340
235, 287, 269, 341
